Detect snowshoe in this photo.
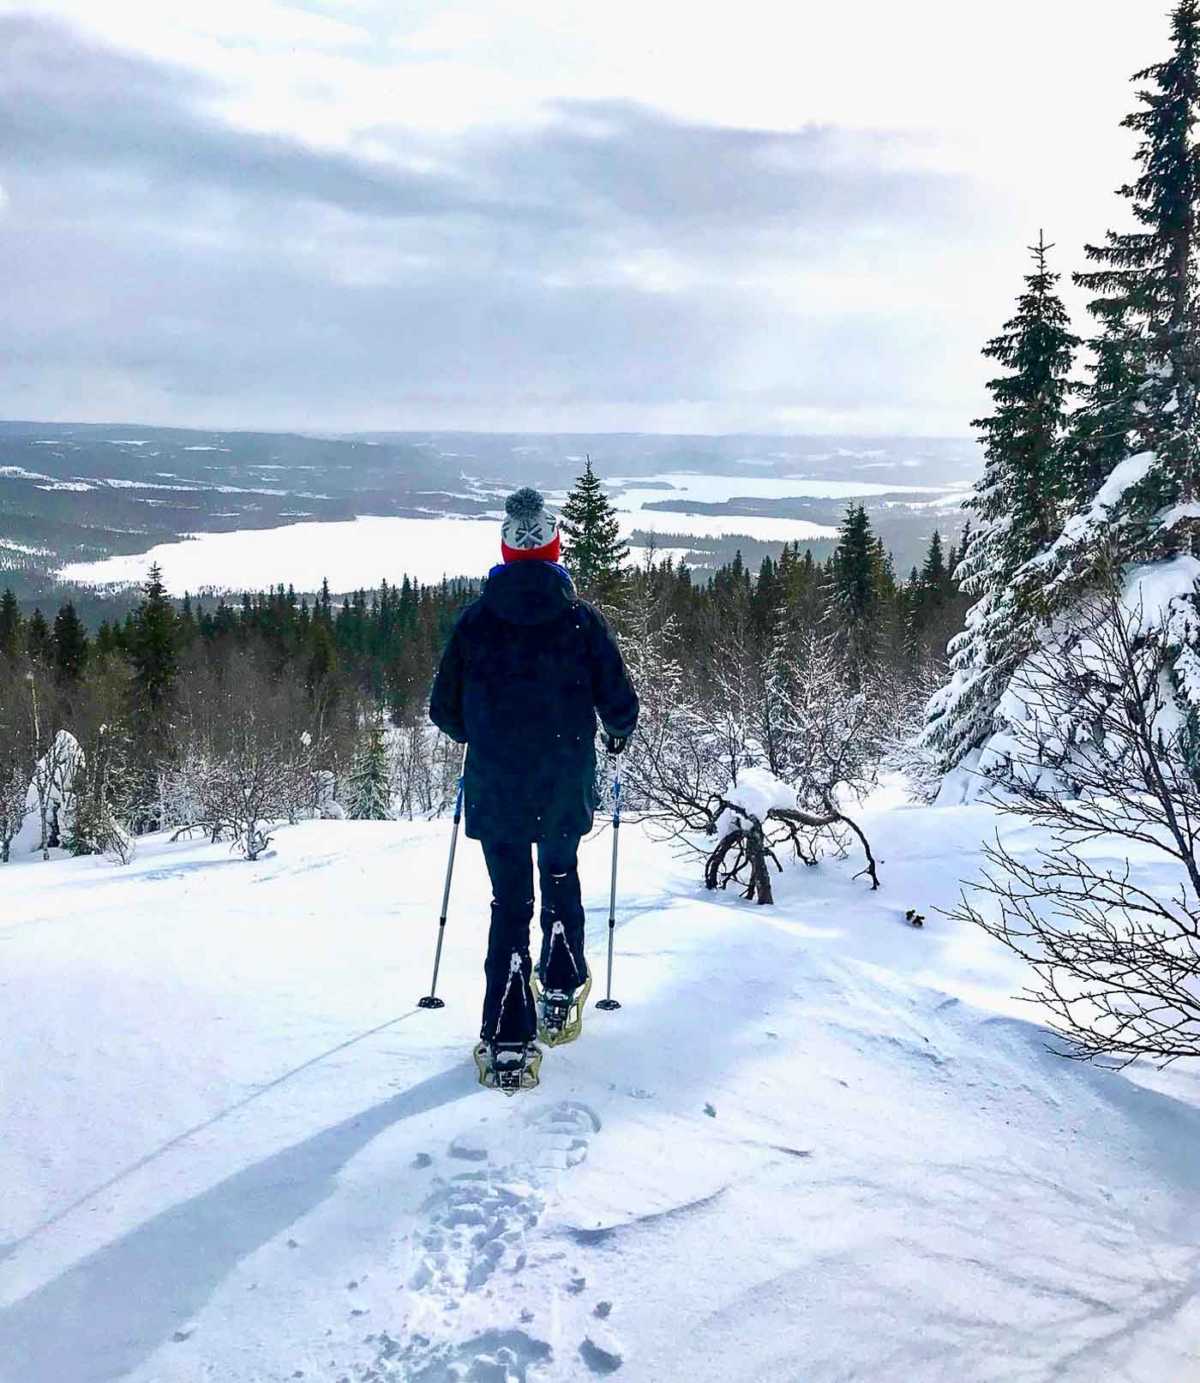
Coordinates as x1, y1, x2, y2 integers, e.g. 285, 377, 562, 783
532, 971, 592, 1047
473, 1039, 543, 1096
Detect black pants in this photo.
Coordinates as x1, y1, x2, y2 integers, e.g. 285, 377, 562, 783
479, 835, 588, 1043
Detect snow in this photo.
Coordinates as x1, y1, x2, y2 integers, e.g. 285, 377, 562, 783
971, 552, 1200, 780
3, 792, 1200, 1380
0, 540, 52, 557
714, 765, 798, 838
609, 471, 952, 508
1031, 451, 1155, 566
0, 467, 52, 481
58, 509, 832, 595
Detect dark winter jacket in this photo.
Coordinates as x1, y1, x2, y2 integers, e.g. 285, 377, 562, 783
429, 561, 639, 842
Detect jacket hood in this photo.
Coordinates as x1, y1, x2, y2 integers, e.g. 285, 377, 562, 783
482, 560, 577, 626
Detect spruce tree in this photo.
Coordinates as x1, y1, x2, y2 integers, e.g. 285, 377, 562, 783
52, 602, 89, 685
560, 457, 629, 603
348, 717, 393, 820
1037, 0, 1200, 585
0, 590, 21, 661
924, 234, 1078, 770
920, 530, 947, 589
1060, 323, 1143, 507
129, 566, 178, 724
25, 609, 52, 664
827, 504, 884, 674
1076, 0, 1200, 522
128, 565, 180, 817
828, 504, 877, 628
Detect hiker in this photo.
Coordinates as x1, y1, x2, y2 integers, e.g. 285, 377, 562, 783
429, 487, 638, 1089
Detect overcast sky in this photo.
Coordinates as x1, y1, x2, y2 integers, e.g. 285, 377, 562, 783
0, 1, 1172, 436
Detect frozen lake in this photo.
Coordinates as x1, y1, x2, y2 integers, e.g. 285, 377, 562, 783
58, 508, 840, 594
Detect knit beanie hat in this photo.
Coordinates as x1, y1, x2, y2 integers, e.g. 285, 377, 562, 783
501, 487, 561, 563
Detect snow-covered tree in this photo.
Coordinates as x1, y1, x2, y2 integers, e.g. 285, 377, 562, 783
66, 724, 134, 864
0, 657, 33, 862
157, 744, 217, 840
954, 571, 1200, 1062
1026, 2, 1200, 616
0, 758, 28, 863
28, 728, 84, 860
202, 732, 293, 860
1076, 1, 1200, 518
923, 234, 1079, 772
560, 456, 629, 604
347, 716, 394, 820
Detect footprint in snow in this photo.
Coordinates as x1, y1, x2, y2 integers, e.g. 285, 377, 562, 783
580, 1325, 625, 1375
386, 1102, 605, 1378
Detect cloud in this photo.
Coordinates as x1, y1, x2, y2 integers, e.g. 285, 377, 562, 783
0, 12, 988, 432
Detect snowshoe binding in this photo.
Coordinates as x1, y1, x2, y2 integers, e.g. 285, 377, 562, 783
532, 971, 592, 1047
473, 1039, 543, 1095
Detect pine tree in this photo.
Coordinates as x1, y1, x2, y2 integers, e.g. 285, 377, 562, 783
52, 602, 89, 685
827, 504, 883, 673
25, 609, 52, 664
0, 589, 21, 661
560, 457, 629, 603
1060, 323, 1143, 507
67, 724, 134, 862
907, 531, 949, 656
922, 531, 947, 589
347, 717, 393, 820
828, 505, 876, 625
129, 565, 178, 728
127, 565, 180, 821
924, 233, 1078, 770
1060, 0, 1200, 560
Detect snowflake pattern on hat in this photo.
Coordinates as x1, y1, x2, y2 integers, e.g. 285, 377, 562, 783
502, 487, 559, 551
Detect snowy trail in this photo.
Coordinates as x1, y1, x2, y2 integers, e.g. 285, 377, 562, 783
3, 800, 1200, 1380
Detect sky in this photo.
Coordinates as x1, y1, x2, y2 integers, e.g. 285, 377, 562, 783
0, 1, 1172, 436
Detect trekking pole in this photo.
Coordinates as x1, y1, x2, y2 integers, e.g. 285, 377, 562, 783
418, 745, 467, 1009
596, 753, 622, 1012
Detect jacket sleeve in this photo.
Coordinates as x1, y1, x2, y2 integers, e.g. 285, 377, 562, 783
429, 620, 468, 743
587, 606, 639, 740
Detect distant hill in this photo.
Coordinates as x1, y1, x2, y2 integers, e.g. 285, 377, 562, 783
0, 421, 979, 613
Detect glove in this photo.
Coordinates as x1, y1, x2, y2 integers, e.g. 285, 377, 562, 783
603, 732, 628, 756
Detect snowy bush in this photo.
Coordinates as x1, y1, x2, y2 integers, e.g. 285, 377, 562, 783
954, 575, 1200, 1063
0, 758, 28, 863
347, 717, 394, 820
704, 765, 880, 905
66, 724, 135, 864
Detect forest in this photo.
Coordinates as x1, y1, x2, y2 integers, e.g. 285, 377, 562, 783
0, 456, 967, 865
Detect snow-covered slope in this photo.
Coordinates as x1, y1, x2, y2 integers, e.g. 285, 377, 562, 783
2, 795, 1200, 1381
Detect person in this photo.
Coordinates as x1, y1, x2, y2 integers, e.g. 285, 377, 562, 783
429, 486, 639, 1088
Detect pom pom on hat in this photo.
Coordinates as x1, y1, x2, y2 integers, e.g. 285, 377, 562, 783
505, 487, 546, 521
501, 487, 561, 562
